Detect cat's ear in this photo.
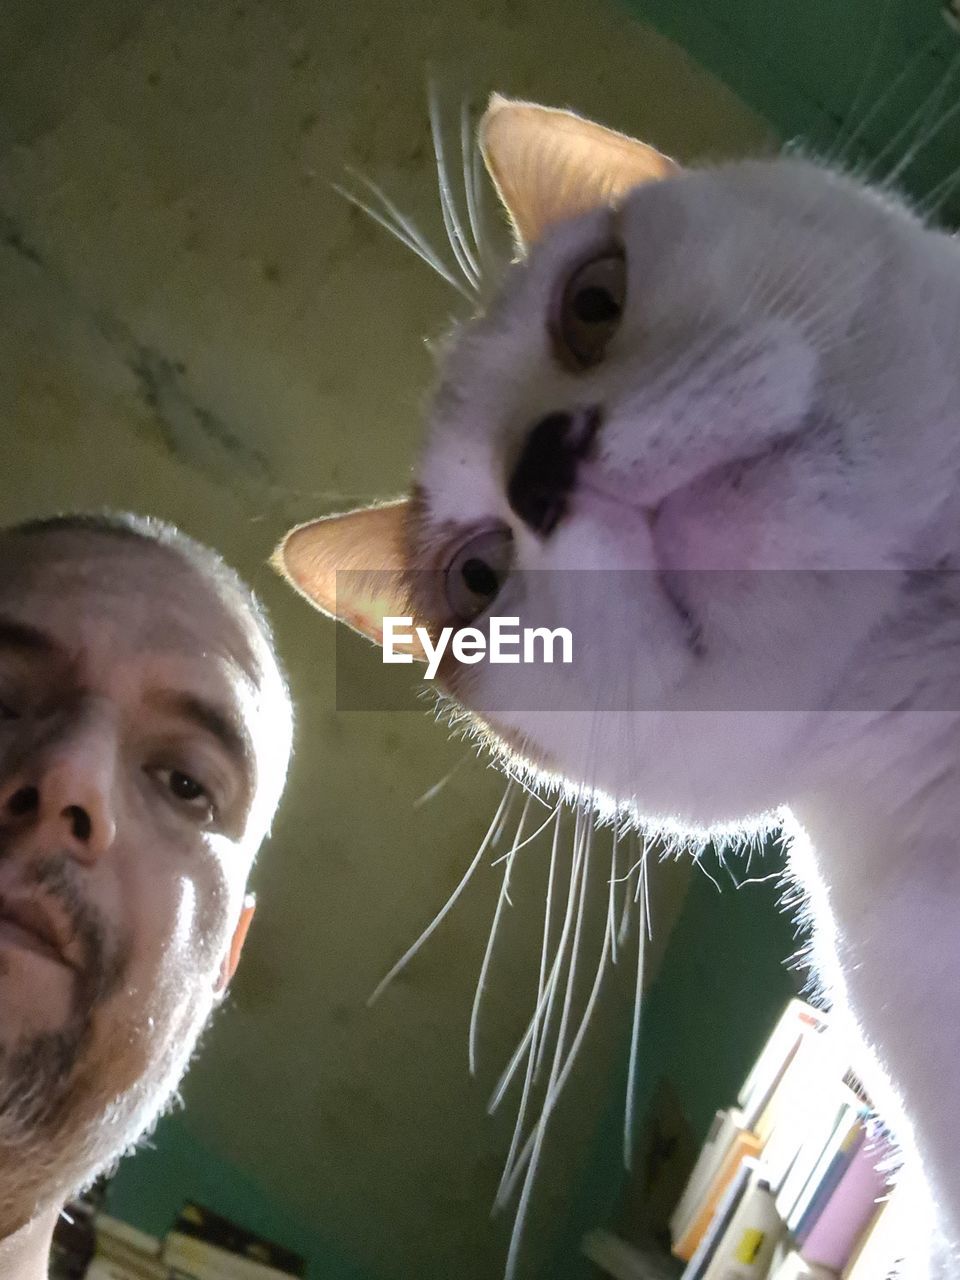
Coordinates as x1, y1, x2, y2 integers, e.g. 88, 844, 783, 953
273, 500, 427, 660
480, 94, 679, 251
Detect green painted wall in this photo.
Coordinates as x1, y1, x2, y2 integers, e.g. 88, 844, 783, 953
107, 1116, 375, 1280
623, 0, 960, 222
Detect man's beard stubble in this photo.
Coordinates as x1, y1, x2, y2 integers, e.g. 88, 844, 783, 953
0, 847, 223, 1232
0, 852, 130, 1144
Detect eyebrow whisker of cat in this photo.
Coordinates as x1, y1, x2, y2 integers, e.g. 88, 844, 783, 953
830, 35, 940, 166
469, 794, 532, 1075
918, 160, 960, 219
460, 99, 486, 268
333, 171, 476, 303
428, 85, 481, 293
366, 779, 516, 1006
881, 90, 960, 193
827, 0, 898, 159
867, 51, 960, 186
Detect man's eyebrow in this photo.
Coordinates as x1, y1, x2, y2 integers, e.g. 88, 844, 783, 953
148, 690, 256, 785
0, 617, 60, 655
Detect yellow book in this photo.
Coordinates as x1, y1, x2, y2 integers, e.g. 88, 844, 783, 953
672, 1130, 764, 1262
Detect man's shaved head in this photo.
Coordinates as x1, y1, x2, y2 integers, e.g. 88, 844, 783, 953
0, 513, 293, 1228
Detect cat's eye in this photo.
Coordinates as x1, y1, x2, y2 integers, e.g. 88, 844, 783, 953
552, 249, 626, 371
444, 526, 513, 622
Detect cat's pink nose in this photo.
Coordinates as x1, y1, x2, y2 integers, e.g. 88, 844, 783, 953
507, 407, 601, 536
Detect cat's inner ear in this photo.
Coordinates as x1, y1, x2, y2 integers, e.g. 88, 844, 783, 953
274, 500, 427, 661
480, 94, 679, 251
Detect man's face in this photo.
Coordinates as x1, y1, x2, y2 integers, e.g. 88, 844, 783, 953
0, 530, 290, 1227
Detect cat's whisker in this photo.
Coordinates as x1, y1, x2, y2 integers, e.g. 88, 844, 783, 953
918, 162, 960, 220
461, 99, 484, 267
616, 832, 641, 949
496, 803, 563, 1146
412, 755, 469, 810
693, 851, 723, 895
617, 866, 635, 947
532, 804, 587, 1080
333, 179, 475, 303
832, 36, 939, 167
869, 50, 960, 186
624, 848, 649, 1170
491, 810, 564, 1209
827, 0, 899, 161
469, 795, 533, 1076
343, 165, 456, 275
882, 91, 960, 191
470, 118, 497, 282
737, 869, 785, 888
501, 844, 613, 1201
607, 820, 620, 966
717, 844, 742, 889
487, 808, 575, 1119
366, 780, 515, 1006
428, 84, 481, 292
490, 798, 562, 866
500, 817, 592, 1280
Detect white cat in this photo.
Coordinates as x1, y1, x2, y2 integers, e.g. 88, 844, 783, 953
277, 97, 960, 1277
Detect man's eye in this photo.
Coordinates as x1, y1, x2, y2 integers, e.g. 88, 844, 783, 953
0, 699, 19, 721
153, 767, 214, 817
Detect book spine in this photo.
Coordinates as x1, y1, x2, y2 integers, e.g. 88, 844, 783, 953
699, 1171, 783, 1280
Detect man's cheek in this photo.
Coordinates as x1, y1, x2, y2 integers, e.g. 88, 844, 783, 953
167, 856, 236, 977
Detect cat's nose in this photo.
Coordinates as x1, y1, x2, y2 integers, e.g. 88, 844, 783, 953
507, 407, 601, 536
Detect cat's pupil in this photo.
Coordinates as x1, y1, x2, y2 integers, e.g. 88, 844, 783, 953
573, 286, 620, 325
462, 558, 499, 597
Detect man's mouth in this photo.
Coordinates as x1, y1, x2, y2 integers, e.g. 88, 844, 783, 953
0, 896, 75, 971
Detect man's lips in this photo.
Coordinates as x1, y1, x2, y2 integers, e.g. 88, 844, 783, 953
0, 895, 76, 971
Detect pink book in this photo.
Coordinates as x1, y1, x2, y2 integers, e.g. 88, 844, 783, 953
800, 1139, 889, 1271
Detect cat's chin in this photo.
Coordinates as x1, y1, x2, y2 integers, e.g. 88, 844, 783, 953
472, 707, 805, 836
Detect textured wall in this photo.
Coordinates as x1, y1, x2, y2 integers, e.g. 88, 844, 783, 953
0, 4, 779, 1280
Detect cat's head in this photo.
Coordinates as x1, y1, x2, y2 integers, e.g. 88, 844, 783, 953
277, 97, 958, 830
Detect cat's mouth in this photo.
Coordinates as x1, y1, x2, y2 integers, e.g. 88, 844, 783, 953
574, 476, 705, 655
653, 566, 704, 655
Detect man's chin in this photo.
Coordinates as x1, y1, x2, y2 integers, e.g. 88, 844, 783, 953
0, 947, 75, 1031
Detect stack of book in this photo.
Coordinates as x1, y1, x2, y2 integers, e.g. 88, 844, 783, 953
161, 1203, 305, 1280
86, 1216, 166, 1280
51, 1183, 105, 1280
80, 1203, 305, 1280
584, 998, 906, 1280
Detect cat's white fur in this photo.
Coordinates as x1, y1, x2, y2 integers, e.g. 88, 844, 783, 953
416, 158, 960, 1276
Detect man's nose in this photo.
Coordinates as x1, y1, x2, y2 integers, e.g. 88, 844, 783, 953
0, 709, 119, 863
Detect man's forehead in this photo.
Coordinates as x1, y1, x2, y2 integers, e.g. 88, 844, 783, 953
0, 530, 263, 679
